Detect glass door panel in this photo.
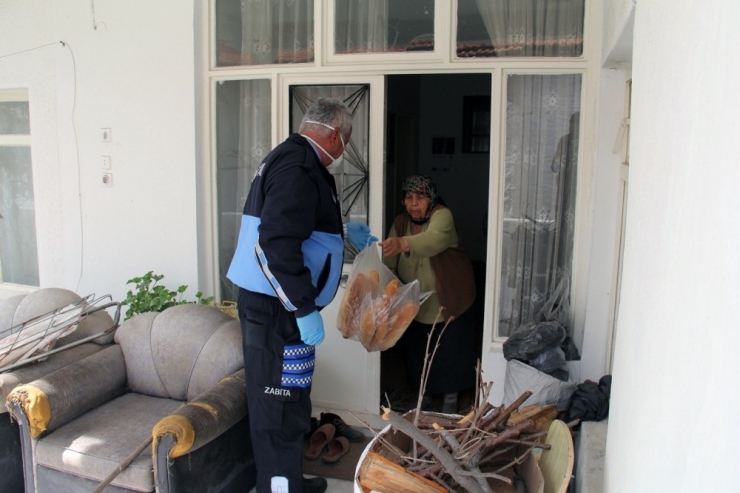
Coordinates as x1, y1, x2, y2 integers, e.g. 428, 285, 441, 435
215, 79, 272, 301
288, 84, 370, 262
497, 73, 582, 339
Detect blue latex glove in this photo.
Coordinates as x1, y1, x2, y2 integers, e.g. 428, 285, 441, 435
346, 222, 378, 251
296, 310, 325, 346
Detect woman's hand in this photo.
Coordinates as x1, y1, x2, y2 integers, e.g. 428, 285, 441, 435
379, 237, 410, 257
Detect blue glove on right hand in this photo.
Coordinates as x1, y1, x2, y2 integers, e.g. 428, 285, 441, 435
346, 222, 378, 251
296, 310, 325, 346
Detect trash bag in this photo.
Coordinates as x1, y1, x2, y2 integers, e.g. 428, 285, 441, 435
503, 359, 577, 411
560, 336, 581, 361
502, 321, 567, 362
336, 243, 423, 352
529, 346, 567, 374
566, 375, 612, 422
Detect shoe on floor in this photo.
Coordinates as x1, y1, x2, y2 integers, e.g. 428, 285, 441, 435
319, 412, 365, 443
302, 476, 327, 493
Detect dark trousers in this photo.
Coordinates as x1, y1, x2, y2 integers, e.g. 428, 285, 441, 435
238, 289, 313, 493
399, 307, 477, 395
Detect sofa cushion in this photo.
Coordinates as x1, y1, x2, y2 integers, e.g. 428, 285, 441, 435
35, 393, 183, 492
114, 305, 243, 400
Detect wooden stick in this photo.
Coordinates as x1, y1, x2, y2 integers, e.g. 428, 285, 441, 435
486, 391, 532, 431
385, 409, 487, 493
93, 436, 152, 493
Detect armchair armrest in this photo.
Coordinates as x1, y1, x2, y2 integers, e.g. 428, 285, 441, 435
6, 344, 126, 437
153, 370, 247, 458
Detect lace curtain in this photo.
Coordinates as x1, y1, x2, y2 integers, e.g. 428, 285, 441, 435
334, 0, 389, 54
239, 0, 314, 64
474, 0, 584, 56
498, 74, 581, 337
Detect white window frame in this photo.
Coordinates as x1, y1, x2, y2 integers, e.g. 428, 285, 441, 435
0, 88, 38, 292
201, 0, 599, 347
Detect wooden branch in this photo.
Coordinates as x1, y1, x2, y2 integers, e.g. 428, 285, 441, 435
486, 391, 532, 431
385, 409, 487, 493
433, 423, 496, 493
467, 418, 534, 469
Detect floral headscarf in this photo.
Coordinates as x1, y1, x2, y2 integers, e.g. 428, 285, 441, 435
401, 174, 440, 224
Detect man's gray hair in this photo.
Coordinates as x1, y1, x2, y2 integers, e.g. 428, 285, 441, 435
299, 97, 353, 139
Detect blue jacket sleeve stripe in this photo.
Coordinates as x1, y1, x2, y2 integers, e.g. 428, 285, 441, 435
254, 242, 298, 311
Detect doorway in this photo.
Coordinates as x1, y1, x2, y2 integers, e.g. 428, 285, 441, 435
380, 73, 491, 413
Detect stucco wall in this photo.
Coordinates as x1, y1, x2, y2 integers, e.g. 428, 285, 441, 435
0, 0, 199, 303
605, 0, 740, 490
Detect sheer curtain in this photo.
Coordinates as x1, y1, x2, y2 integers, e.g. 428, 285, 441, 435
498, 74, 581, 338
216, 79, 272, 303
474, 0, 584, 56
335, 0, 389, 54
240, 0, 314, 64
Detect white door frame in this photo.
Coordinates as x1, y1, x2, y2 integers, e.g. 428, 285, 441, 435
280, 74, 386, 414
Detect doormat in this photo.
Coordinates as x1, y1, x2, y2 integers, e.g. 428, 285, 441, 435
303, 434, 373, 482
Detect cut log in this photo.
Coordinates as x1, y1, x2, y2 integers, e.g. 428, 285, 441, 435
508, 404, 558, 431
359, 451, 447, 493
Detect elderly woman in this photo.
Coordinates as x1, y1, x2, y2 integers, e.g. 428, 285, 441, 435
379, 174, 477, 413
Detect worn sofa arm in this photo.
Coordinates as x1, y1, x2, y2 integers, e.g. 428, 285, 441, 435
153, 370, 247, 459
6, 345, 127, 438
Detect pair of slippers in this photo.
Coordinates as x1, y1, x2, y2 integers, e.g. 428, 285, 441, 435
304, 423, 350, 463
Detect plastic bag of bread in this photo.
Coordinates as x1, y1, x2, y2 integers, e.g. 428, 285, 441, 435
337, 242, 423, 352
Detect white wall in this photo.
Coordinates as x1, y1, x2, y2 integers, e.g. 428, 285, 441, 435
605, 0, 740, 490
0, 0, 199, 303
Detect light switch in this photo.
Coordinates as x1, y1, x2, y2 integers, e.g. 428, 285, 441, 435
101, 128, 112, 142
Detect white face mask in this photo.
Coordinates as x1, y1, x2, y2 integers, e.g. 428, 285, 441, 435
302, 120, 346, 170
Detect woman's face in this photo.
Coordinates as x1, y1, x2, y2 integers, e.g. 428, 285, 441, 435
403, 192, 431, 220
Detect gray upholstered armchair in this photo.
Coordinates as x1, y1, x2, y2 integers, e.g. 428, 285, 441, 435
1, 288, 117, 493
6, 304, 256, 493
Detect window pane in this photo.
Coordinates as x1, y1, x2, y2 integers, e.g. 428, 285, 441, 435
498, 74, 581, 338
335, 0, 434, 54
457, 0, 584, 58
216, 79, 271, 301
0, 102, 30, 134
215, 0, 314, 67
0, 146, 39, 286
289, 84, 370, 263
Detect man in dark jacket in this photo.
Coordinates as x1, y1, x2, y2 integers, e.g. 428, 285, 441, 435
227, 98, 373, 493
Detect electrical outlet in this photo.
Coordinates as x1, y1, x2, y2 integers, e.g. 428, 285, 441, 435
102, 172, 113, 187
101, 128, 112, 142
101, 155, 111, 169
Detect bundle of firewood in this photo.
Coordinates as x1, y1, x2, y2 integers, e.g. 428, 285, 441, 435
358, 374, 578, 493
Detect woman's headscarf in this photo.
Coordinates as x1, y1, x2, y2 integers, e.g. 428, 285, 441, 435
401, 174, 442, 224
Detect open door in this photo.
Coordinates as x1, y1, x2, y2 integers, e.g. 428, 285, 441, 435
280, 75, 385, 414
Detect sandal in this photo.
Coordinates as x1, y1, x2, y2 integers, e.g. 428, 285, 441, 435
322, 436, 350, 463
304, 423, 335, 460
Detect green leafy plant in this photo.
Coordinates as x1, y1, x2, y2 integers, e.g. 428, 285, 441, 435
122, 271, 214, 320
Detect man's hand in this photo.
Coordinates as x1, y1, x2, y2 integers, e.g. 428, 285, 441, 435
296, 310, 325, 346
346, 222, 378, 251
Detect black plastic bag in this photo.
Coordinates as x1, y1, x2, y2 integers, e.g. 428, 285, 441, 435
561, 336, 581, 361
566, 375, 612, 422
529, 346, 567, 374
503, 321, 567, 362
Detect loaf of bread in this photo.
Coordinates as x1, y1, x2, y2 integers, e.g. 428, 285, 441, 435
337, 270, 419, 351
337, 271, 379, 338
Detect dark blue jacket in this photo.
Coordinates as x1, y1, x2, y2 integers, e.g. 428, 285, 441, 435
227, 134, 344, 317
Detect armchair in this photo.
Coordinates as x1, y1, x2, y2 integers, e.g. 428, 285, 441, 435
1, 288, 117, 493
7, 304, 255, 493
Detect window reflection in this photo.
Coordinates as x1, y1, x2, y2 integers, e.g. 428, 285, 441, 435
335, 0, 434, 54
216, 0, 314, 66
457, 0, 585, 58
